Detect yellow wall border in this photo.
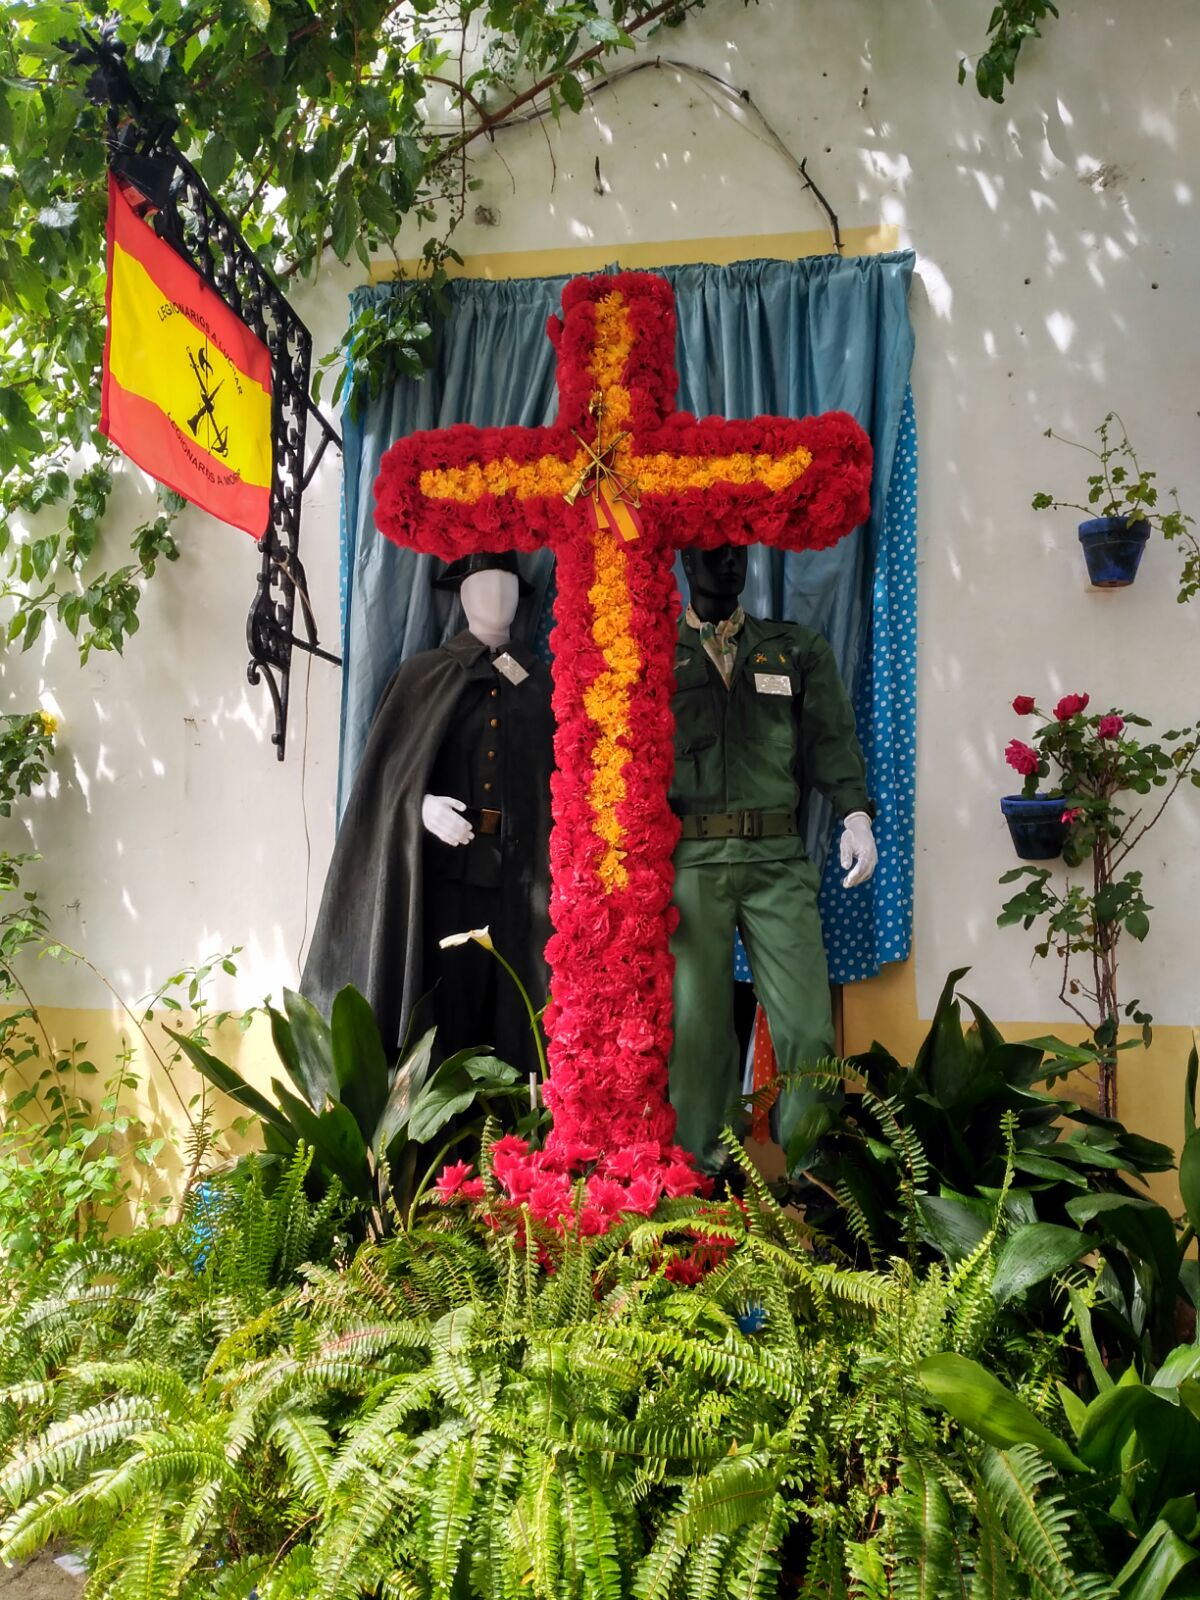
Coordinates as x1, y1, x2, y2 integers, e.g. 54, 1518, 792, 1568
368, 224, 900, 283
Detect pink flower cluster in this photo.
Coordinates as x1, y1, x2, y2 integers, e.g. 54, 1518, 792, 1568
434, 1134, 712, 1236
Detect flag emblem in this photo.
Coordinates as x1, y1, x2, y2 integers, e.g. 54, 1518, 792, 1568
100, 173, 273, 537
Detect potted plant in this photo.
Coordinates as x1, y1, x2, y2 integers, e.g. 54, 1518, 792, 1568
1032, 412, 1197, 592
1000, 693, 1076, 859
999, 689, 1200, 1116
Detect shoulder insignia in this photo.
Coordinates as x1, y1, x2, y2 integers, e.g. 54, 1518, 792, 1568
754, 651, 768, 664
778, 652, 788, 664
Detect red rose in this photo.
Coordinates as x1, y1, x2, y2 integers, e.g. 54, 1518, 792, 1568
1005, 739, 1040, 777
1053, 693, 1090, 722
1011, 695, 1037, 716
1097, 714, 1124, 739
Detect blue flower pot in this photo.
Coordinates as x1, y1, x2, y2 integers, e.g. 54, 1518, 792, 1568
1000, 794, 1068, 860
1078, 517, 1150, 588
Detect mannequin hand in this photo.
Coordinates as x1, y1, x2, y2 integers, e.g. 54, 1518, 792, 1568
839, 811, 877, 889
422, 794, 474, 847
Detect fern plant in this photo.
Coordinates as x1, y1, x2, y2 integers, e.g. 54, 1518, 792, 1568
0, 1144, 1116, 1599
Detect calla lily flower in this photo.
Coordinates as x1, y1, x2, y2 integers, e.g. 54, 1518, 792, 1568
438, 926, 494, 951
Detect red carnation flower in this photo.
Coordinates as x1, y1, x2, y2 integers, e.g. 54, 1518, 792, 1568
1053, 693, 1090, 722
623, 1174, 663, 1215
1005, 740, 1041, 777
434, 1161, 474, 1202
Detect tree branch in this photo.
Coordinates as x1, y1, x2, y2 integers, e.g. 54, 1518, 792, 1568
443, 0, 704, 155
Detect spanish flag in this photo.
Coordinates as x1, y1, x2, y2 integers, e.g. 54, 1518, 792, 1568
101, 173, 273, 538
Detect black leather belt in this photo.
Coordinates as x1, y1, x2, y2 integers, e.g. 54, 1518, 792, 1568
467, 808, 502, 836
676, 810, 797, 841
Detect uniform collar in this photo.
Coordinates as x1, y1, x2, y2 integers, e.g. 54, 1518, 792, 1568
684, 603, 745, 639
442, 629, 535, 678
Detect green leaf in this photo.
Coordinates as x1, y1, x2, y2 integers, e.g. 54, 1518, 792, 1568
270, 1080, 371, 1198
918, 1193, 990, 1263
329, 985, 389, 1140
373, 1027, 437, 1160
916, 1354, 1087, 1472
281, 987, 337, 1111
1126, 908, 1150, 940
166, 1028, 295, 1138
1180, 1129, 1200, 1236
991, 1223, 1094, 1303
331, 190, 359, 262
200, 134, 237, 190
406, 1071, 481, 1145
1113, 1519, 1200, 1600
559, 73, 585, 113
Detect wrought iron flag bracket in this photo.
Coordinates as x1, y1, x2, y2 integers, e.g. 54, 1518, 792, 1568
74, 24, 342, 760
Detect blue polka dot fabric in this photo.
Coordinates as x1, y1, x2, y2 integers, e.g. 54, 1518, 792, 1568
818, 381, 917, 981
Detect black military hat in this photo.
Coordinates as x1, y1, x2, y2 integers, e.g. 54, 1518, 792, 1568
432, 550, 533, 596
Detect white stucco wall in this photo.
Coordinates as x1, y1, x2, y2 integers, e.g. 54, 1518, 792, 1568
6, 0, 1200, 1036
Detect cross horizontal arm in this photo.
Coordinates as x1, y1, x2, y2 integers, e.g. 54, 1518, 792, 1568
629, 409, 872, 552
375, 421, 581, 559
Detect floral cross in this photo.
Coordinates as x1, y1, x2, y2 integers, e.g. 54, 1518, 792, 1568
374, 271, 871, 1159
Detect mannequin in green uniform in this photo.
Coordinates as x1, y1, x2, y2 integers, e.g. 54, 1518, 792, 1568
668, 544, 877, 1175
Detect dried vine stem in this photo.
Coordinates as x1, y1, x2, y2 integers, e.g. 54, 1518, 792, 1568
447, 53, 845, 253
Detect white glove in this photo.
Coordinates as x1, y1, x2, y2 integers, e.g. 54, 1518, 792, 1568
839, 810, 877, 889
421, 793, 474, 847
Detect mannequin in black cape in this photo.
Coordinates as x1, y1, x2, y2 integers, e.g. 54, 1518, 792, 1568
302, 552, 553, 1073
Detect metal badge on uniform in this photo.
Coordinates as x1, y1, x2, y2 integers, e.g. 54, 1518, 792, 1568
493, 652, 529, 686
754, 673, 792, 696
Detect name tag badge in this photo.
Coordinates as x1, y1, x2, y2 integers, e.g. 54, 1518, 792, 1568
754, 673, 792, 697
493, 652, 529, 686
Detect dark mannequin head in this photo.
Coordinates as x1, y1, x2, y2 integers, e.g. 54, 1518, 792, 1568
681, 544, 748, 622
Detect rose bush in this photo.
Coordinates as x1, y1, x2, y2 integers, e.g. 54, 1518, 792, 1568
998, 690, 1200, 1114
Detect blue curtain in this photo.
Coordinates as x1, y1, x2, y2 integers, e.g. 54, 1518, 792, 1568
338, 253, 916, 980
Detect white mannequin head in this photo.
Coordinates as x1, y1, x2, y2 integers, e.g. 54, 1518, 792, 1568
460, 567, 520, 648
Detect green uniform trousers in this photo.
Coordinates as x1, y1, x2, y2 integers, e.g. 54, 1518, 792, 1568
669, 855, 834, 1174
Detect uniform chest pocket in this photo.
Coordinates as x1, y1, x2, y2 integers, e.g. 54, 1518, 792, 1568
673, 682, 718, 756
752, 694, 800, 748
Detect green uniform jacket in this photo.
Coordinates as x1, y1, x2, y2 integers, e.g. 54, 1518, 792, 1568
670, 614, 871, 865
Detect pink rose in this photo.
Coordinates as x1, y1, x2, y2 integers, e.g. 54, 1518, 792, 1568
1005, 740, 1040, 777
1053, 693, 1090, 722
1097, 714, 1125, 740
1011, 695, 1037, 716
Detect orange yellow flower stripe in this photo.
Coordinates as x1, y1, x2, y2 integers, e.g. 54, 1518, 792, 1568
583, 510, 640, 892
580, 295, 641, 890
